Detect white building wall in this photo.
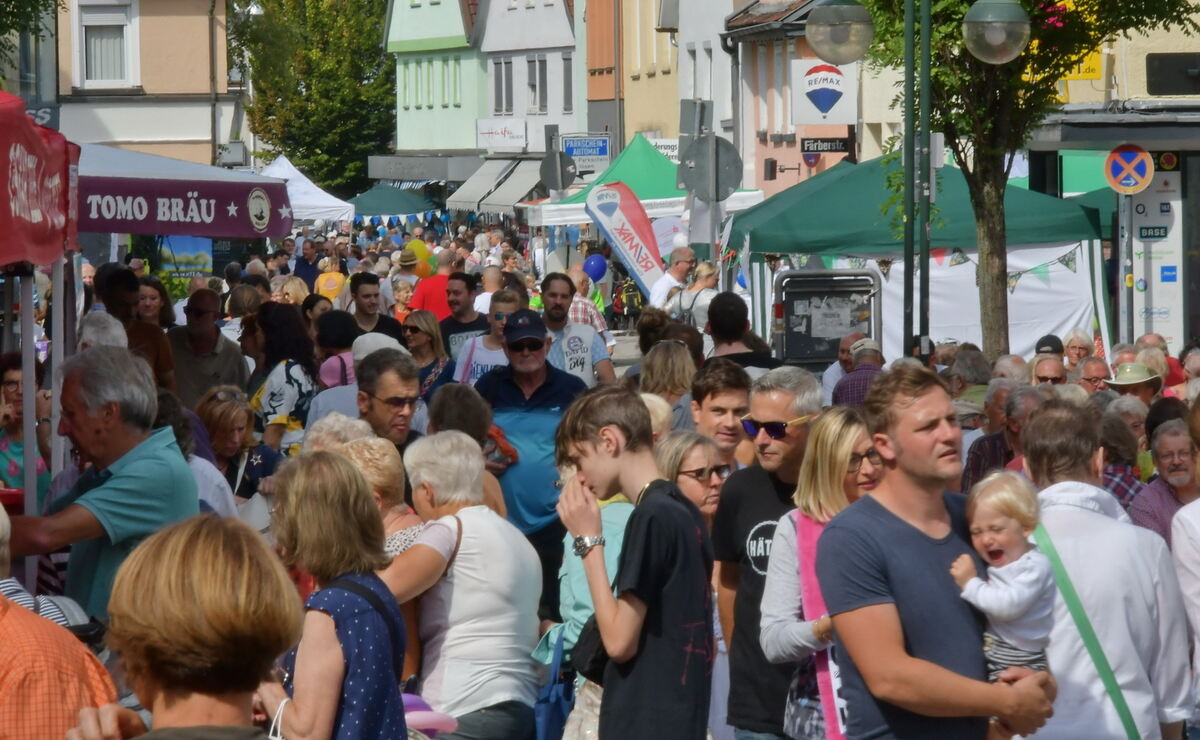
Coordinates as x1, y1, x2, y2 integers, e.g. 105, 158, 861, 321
60, 99, 239, 148
677, 0, 734, 136
486, 48, 579, 152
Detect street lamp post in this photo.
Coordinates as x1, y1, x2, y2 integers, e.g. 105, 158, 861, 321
807, 0, 1029, 356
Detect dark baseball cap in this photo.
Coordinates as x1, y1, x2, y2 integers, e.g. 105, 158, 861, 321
1035, 334, 1064, 354
504, 308, 548, 343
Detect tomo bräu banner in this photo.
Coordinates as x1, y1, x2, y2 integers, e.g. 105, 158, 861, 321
584, 182, 664, 298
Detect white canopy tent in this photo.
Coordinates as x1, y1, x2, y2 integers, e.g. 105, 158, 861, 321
260, 155, 355, 223
521, 189, 764, 227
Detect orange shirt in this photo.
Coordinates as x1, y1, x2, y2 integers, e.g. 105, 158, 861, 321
0, 596, 117, 738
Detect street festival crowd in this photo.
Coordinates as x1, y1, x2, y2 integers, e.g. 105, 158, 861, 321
5, 223, 1200, 740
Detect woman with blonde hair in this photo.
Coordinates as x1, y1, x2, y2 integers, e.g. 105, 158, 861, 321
257, 451, 408, 739
759, 406, 882, 739
639, 339, 697, 431
68, 515, 303, 739
195, 385, 282, 504
404, 309, 456, 402
278, 275, 311, 306
665, 260, 719, 355
1062, 328, 1093, 375
336, 436, 425, 683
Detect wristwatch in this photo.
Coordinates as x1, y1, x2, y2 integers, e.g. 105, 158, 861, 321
573, 535, 606, 557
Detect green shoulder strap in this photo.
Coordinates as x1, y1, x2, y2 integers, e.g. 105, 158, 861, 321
1033, 524, 1140, 740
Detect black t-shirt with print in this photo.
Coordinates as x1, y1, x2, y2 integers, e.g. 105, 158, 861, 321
439, 314, 490, 362
600, 480, 715, 740
358, 313, 407, 344
711, 464, 796, 733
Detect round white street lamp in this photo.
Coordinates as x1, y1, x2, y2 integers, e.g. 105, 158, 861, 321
805, 0, 876, 65
962, 0, 1032, 64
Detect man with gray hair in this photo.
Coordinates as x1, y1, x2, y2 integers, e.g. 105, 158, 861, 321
1075, 356, 1111, 394
649, 246, 696, 308
961, 385, 1044, 492
7, 347, 198, 618
713, 366, 821, 737
991, 354, 1027, 381
1023, 401, 1189, 738
833, 337, 884, 407
1130, 419, 1198, 547
1109, 342, 1138, 375
77, 312, 128, 352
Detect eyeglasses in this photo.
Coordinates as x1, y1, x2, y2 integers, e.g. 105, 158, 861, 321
371, 394, 420, 410
1079, 375, 1108, 387
492, 312, 511, 322
212, 389, 247, 402
679, 464, 732, 482
847, 448, 883, 473
508, 339, 545, 353
1035, 375, 1066, 385
1, 380, 19, 391
402, 325, 423, 334
184, 306, 217, 317
740, 413, 818, 440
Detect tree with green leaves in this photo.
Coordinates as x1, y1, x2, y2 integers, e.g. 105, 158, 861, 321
0, 0, 59, 81
860, 0, 1197, 356
228, 0, 394, 198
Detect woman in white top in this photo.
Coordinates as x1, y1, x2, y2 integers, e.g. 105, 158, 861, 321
665, 260, 719, 356
380, 430, 542, 740
453, 289, 518, 386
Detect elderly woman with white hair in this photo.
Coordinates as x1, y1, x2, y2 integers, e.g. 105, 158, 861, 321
380, 430, 542, 740
1062, 328, 1093, 375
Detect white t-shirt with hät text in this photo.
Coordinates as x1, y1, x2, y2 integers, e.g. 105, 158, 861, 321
453, 336, 509, 386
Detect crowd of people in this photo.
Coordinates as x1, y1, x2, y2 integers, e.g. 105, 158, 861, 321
4, 225, 1200, 740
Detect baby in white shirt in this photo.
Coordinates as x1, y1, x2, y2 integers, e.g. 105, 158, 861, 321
950, 471, 1056, 681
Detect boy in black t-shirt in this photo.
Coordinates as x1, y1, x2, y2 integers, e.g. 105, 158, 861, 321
556, 385, 714, 740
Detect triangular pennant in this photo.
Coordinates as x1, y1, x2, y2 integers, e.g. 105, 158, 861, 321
876, 258, 893, 279
821, 255, 836, 269
1057, 250, 1077, 273
1007, 271, 1022, 293
1030, 262, 1052, 285
950, 248, 970, 266
931, 247, 949, 266
797, 254, 810, 268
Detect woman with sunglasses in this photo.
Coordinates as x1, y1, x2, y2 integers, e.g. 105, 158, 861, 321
654, 430, 734, 738
250, 302, 319, 456
453, 290, 518, 386
404, 309, 456, 403
759, 406, 882, 740
195, 384, 283, 503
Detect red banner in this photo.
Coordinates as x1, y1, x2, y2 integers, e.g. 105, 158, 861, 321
0, 91, 69, 266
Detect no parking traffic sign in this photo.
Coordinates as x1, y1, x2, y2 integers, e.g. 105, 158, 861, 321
1105, 144, 1154, 195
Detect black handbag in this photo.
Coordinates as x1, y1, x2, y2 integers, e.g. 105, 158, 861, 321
570, 615, 609, 686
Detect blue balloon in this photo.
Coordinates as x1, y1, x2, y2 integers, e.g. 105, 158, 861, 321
583, 255, 607, 283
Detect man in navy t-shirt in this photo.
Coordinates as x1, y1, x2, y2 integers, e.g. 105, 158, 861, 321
815, 364, 1054, 739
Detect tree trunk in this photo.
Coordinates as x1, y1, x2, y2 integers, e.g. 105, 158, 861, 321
971, 163, 1009, 359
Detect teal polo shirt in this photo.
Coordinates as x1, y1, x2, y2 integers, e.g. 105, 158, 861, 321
51, 427, 199, 618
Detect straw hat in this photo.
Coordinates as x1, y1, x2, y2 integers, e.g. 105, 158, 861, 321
1106, 362, 1163, 392
397, 248, 419, 267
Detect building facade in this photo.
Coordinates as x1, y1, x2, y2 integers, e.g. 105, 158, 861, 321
621, 0, 677, 141
54, 0, 242, 165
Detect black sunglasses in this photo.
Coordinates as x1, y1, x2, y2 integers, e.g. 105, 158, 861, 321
371, 394, 420, 409
402, 325, 423, 334
741, 413, 818, 440
508, 339, 545, 353
679, 464, 732, 482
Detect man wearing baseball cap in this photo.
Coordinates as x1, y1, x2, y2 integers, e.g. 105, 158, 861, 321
832, 337, 884, 406
1034, 334, 1064, 357
475, 308, 587, 621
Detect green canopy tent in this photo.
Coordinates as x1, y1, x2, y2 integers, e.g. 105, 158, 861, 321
1068, 187, 1117, 240
727, 157, 1109, 361
518, 133, 762, 228
349, 183, 435, 216
727, 156, 1101, 255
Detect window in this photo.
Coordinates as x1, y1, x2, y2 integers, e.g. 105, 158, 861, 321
414, 59, 423, 107
77, 0, 137, 88
687, 46, 697, 97
563, 52, 573, 113
493, 57, 513, 114
452, 57, 462, 107
400, 60, 410, 109
440, 57, 449, 107
425, 60, 434, 108
526, 54, 546, 114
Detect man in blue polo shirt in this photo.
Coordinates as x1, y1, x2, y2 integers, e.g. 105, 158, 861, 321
8, 346, 198, 619
476, 308, 586, 621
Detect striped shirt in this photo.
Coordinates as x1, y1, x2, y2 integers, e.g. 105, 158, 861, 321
0, 577, 69, 627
